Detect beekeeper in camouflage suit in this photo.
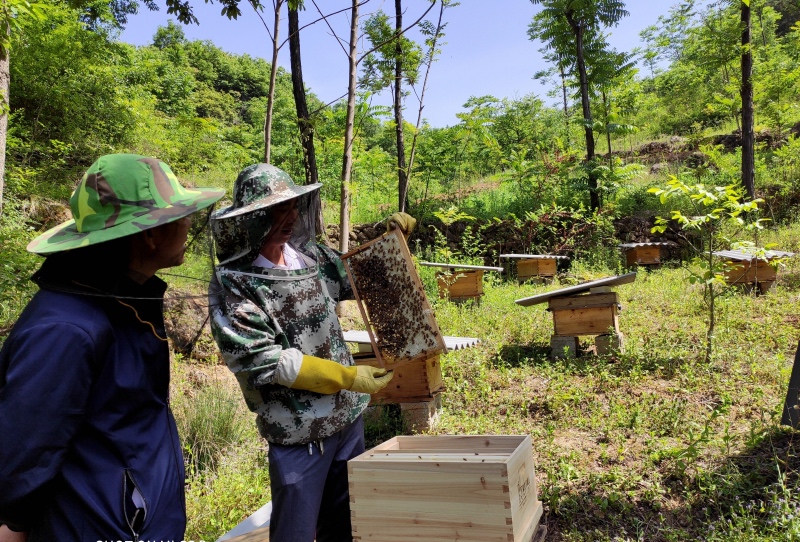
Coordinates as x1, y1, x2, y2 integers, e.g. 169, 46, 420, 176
208, 163, 415, 542
0, 154, 224, 542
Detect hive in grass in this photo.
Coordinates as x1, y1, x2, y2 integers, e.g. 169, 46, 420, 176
342, 230, 446, 370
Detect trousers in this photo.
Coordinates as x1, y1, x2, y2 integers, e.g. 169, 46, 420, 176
268, 415, 365, 542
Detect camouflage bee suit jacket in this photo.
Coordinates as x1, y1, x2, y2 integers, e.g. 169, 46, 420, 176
209, 241, 370, 446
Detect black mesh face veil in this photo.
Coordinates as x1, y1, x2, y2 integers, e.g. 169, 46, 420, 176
211, 189, 322, 269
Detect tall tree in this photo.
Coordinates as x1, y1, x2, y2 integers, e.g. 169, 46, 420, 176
740, 0, 755, 199
393, 0, 407, 212
340, 0, 358, 253
287, 3, 318, 185
530, 0, 628, 211
263, 0, 284, 163
406, 0, 455, 201
360, 3, 432, 212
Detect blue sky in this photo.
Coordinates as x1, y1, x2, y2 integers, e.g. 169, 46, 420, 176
120, 0, 681, 128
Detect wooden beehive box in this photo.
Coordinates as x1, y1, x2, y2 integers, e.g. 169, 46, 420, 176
349, 435, 543, 542
342, 230, 446, 370
624, 245, 661, 266
436, 269, 484, 299
353, 352, 443, 403
517, 258, 557, 281
724, 258, 777, 285
549, 291, 620, 336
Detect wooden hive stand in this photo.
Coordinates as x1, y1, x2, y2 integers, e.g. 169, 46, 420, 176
500, 254, 570, 284
618, 241, 677, 269
419, 262, 504, 305
343, 330, 481, 431
714, 249, 795, 295
516, 273, 637, 359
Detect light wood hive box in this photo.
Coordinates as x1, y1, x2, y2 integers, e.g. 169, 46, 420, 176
353, 352, 443, 403
342, 230, 446, 370
348, 435, 543, 542
624, 245, 661, 266
549, 291, 620, 336
517, 258, 557, 280
724, 258, 777, 284
436, 269, 484, 299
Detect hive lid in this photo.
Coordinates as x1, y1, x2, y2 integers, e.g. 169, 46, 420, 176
500, 254, 570, 260
712, 249, 795, 261
420, 261, 504, 272
618, 241, 678, 249
515, 272, 637, 307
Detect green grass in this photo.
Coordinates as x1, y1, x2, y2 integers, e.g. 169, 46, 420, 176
422, 256, 800, 541
164, 222, 800, 540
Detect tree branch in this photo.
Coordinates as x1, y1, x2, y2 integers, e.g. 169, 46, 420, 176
356, 0, 436, 65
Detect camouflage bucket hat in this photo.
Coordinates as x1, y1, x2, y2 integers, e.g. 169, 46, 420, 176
27, 154, 225, 255
212, 163, 321, 221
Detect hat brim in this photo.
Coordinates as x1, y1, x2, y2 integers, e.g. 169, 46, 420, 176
212, 182, 322, 221
27, 186, 226, 255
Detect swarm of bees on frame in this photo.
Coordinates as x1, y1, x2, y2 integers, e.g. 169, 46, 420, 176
346, 234, 442, 366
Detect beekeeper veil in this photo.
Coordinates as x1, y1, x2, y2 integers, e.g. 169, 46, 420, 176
210, 164, 323, 269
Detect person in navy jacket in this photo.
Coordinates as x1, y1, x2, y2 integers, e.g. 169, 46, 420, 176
0, 154, 223, 541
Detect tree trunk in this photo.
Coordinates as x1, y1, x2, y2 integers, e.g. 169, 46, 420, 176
288, 8, 318, 185
560, 63, 570, 148
264, 0, 284, 164
603, 89, 612, 166
0, 14, 8, 216
406, 0, 445, 184
0, 48, 7, 217
567, 12, 599, 211
741, 1, 755, 200
339, 0, 359, 254
394, 0, 408, 213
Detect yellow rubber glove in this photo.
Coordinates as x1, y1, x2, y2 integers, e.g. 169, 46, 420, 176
386, 212, 417, 237
350, 365, 394, 394
291, 355, 394, 395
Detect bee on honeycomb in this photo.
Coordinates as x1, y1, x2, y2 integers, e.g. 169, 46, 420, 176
344, 231, 445, 368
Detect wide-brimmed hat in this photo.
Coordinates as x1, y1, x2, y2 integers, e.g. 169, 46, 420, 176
212, 163, 321, 221
27, 154, 225, 255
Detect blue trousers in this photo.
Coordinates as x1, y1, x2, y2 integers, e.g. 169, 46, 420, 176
268, 416, 365, 542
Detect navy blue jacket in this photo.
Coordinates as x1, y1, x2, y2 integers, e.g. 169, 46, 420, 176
0, 276, 186, 541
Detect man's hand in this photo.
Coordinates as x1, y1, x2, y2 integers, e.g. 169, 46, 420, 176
349, 365, 394, 394
386, 212, 417, 238
0, 525, 28, 542
290, 356, 393, 395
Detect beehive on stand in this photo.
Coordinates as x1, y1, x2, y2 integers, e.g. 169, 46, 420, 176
420, 262, 504, 303
618, 241, 676, 268
714, 249, 794, 294
437, 269, 484, 300
516, 273, 637, 358
342, 230, 446, 370
348, 435, 544, 542
500, 254, 570, 284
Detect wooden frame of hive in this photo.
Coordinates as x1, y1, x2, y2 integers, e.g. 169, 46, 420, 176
624, 245, 662, 266
436, 268, 484, 300
723, 258, 777, 286
342, 230, 446, 370
352, 351, 443, 403
348, 435, 543, 542
549, 291, 620, 337
517, 258, 557, 282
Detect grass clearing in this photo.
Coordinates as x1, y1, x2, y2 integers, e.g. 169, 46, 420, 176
424, 257, 800, 541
